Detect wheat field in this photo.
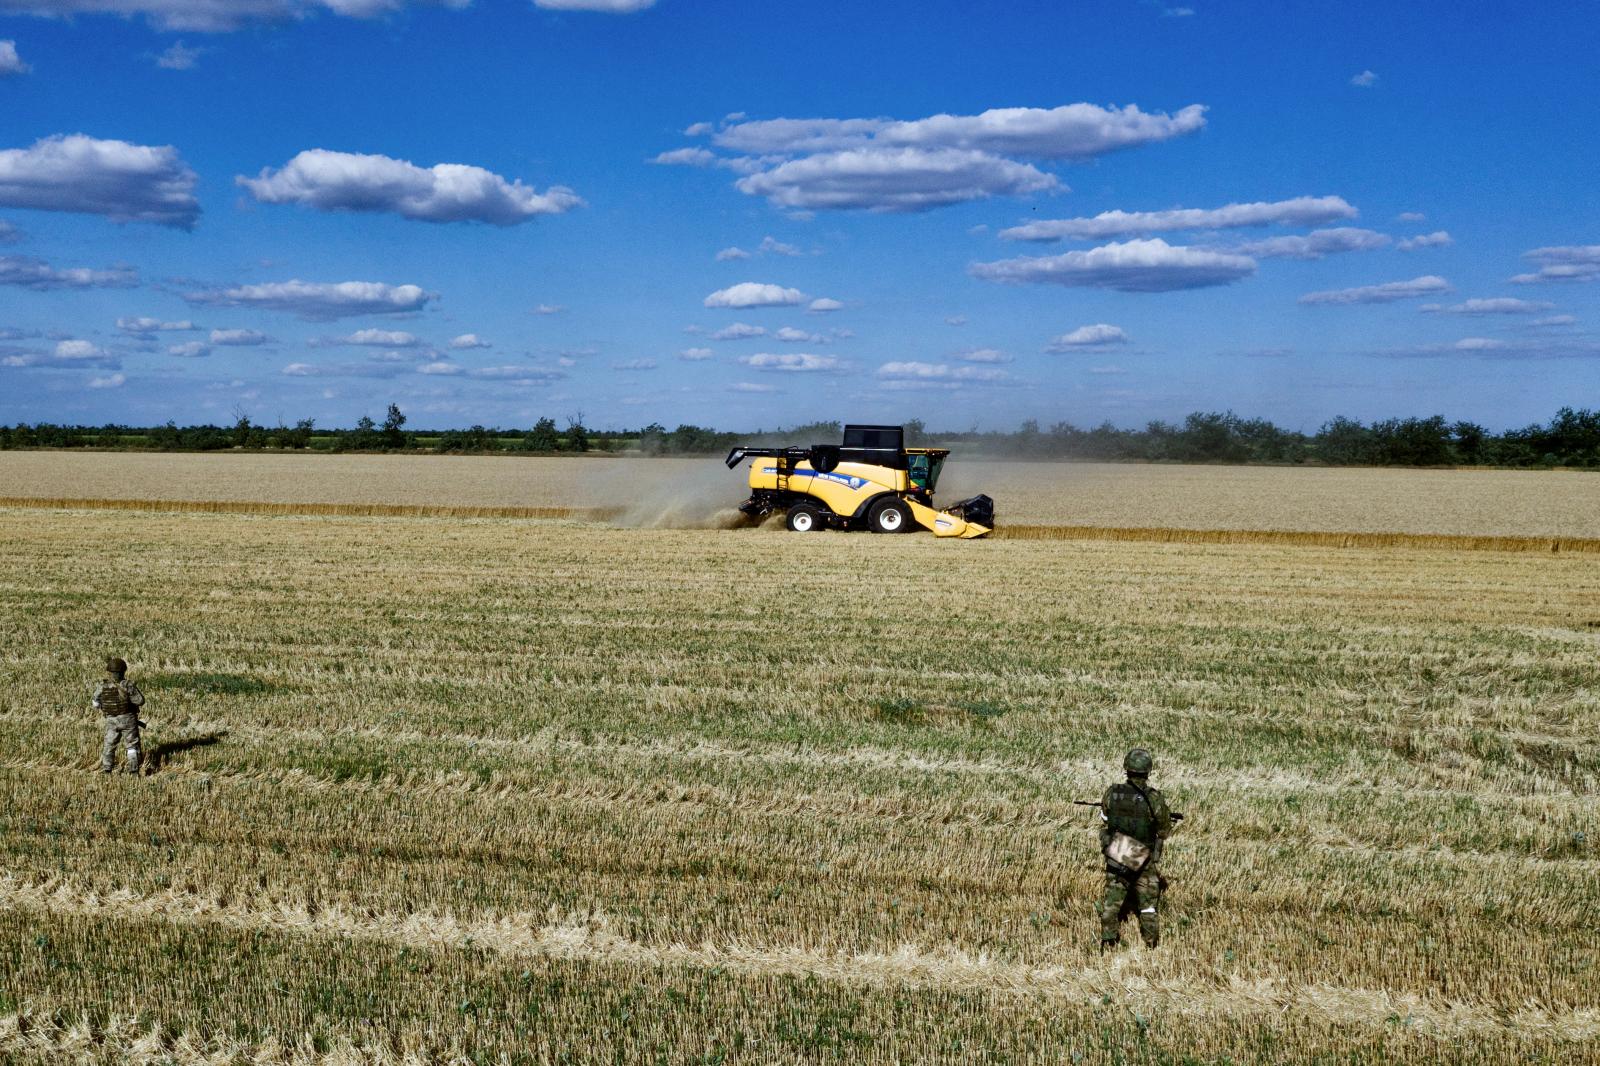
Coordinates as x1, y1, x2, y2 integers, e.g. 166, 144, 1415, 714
5, 451, 1600, 537
1, 499, 1596, 1063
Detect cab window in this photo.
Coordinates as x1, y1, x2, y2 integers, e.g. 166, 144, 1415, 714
909, 454, 943, 491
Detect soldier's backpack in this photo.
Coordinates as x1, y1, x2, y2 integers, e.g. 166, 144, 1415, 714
1102, 782, 1159, 877
1103, 832, 1153, 877
95, 680, 130, 717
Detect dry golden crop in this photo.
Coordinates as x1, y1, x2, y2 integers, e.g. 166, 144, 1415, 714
4, 450, 1599, 537
0, 501, 1596, 1063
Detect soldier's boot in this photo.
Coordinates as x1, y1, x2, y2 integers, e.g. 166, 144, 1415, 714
126, 748, 142, 775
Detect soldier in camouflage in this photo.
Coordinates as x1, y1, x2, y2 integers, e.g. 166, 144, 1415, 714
1098, 747, 1175, 950
93, 656, 145, 774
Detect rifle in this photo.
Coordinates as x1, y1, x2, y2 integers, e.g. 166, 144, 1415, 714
1073, 801, 1183, 822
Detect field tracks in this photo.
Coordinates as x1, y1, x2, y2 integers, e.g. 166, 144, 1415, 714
0, 495, 611, 522
7, 708, 1592, 806
3, 874, 1594, 1044
5, 496, 1600, 554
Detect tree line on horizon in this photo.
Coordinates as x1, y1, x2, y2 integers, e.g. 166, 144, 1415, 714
2, 404, 1597, 469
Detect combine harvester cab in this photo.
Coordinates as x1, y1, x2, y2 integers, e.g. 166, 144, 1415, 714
724, 424, 993, 538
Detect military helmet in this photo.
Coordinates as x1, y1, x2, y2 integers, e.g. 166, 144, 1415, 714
1124, 748, 1154, 776
105, 656, 127, 677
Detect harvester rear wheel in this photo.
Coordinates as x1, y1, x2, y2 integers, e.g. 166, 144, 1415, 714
867, 497, 912, 534
786, 503, 825, 532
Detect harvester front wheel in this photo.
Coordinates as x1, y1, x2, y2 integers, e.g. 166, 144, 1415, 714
867, 497, 912, 534
786, 503, 825, 533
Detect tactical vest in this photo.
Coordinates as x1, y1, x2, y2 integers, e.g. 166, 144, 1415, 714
1104, 782, 1159, 845
97, 680, 130, 717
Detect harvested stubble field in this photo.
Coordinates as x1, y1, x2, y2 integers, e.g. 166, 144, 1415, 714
4, 450, 1600, 537
1, 501, 1597, 1065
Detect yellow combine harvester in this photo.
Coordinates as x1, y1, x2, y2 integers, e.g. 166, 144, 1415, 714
724, 424, 994, 537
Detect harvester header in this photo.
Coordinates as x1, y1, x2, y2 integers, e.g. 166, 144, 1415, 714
724, 424, 993, 537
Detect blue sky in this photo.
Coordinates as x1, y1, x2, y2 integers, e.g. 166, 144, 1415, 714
1, 0, 1596, 431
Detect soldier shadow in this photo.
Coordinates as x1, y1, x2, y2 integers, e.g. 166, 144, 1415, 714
144, 731, 228, 774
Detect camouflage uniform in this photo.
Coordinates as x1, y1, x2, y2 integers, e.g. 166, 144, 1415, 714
93, 659, 145, 774
1098, 750, 1174, 949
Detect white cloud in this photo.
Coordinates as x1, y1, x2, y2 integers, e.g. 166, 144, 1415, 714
1000, 195, 1357, 242
944, 314, 967, 326
1088, 365, 1127, 374
1421, 297, 1554, 315
1373, 337, 1600, 360
1298, 275, 1450, 305
612, 358, 657, 370
728, 382, 776, 393
704, 282, 805, 308
773, 326, 822, 343
739, 352, 840, 372
0, 0, 475, 33
710, 322, 766, 340
653, 147, 717, 167
239, 149, 581, 225
0, 40, 28, 76
184, 279, 435, 319
1532, 314, 1577, 327
449, 333, 490, 349
735, 147, 1058, 212
957, 347, 1011, 363
1397, 231, 1452, 251
55, 339, 104, 358
1229, 227, 1390, 260
1351, 70, 1379, 88
875, 360, 1010, 388
365, 347, 431, 363
807, 297, 843, 313
282, 360, 406, 379
0, 253, 137, 289
210, 328, 270, 345
684, 122, 713, 137
2, 351, 111, 368
971, 238, 1256, 293
534, 0, 655, 11
0, 220, 18, 242
166, 340, 210, 357
1396, 211, 1426, 222
406, 361, 564, 382
714, 246, 750, 261
532, 303, 565, 314
0, 134, 199, 228
87, 372, 125, 388
1047, 324, 1129, 350
1510, 246, 1600, 284
714, 103, 1206, 159
759, 235, 803, 256
679, 102, 1204, 214
340, 328, 419, 347
2, 338, 124, 370
679, 347, 712, 360
117, 316, 195, 333
155, 40, 201, 69
890, 102, 1207, 157
709, 118, 895, 156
